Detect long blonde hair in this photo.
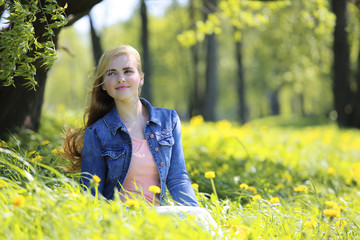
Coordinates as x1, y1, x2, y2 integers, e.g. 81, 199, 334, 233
63, 44, 144, 171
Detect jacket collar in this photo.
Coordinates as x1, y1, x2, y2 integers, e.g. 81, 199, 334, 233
103, 98, 161, 136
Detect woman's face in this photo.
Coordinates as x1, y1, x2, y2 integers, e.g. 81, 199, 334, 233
102, 54, 143, 102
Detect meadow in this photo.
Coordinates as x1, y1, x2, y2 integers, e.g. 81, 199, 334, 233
1, 108, 360, 239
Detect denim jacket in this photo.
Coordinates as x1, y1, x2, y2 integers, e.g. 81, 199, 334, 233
81, 98, 198, 206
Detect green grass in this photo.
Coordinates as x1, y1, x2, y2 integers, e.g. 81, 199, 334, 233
1, 111, 360, 239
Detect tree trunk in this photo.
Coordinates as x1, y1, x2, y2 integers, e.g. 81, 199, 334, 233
0, 0, 103, 137
268, 89, 280, 116
202, 0, 218, 121
89, 14, 103, 65
188, 0, 202, 118
234, 37, 248, 123
331, 0, 354, 127
140, 0, 152, 101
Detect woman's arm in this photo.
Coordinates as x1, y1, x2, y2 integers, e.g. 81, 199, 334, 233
81, 127, 106, 196
166, 111, 199, 207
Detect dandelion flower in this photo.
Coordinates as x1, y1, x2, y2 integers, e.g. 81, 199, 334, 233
125, 199, 140, 209
149, 185, 161, 194
93, 175, 101, 183
252, 194, 262, 201
0, 183, 4, 188
31, 155, 43, 162
327, 167, 335, 175
240, 183, 249, 190
192, 183, 199, 192
13, 195, 26, 207
205, 171, 215, 179
294, 185, 308, 192
336, 219, 347, 228
41, 140, 50, 146
248, 186, 257, 194
190, 115, 204, 126
304, 220, 317, 229
283, 236, 292, 240
325, 201, 338, 208
51, 149, 65, 154
270, 197, 280, 204
323, 208, 340, 217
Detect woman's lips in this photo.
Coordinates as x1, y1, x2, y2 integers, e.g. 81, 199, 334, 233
116, 86, 129, 90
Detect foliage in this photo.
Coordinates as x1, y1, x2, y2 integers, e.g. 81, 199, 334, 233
1, 110, 360, 239
0, 0, 68, 89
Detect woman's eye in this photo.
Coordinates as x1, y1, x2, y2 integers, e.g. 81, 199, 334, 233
107, 71, 116, 76
124, 69, 133, 74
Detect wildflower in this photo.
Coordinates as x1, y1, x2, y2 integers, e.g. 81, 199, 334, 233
327, 167, 335, 175
28, 150, 37, 156
336, 219, 347, 228
205, 171, 215, 179
240, 183, 249, 190
13, 195, 26, 207
270, 197, 280, 204
294, 185, 308, 192
323, 208, 341, 217
125, 199, 140, 209
192, 183, 199, 192
283, 236, 292, 240
252, 194, 262, 201
190, 115, 204, 126
304, 220, 317, 229
31, 155, 43, 162
325, 201, 338, 208
248, 186, 257, 194
41, 140, 50, 146
149, 185, 161, 194
51, 149, 65, 154
0, 183, 4, 188
0, 140, 7, 147
93, 175, 101, 183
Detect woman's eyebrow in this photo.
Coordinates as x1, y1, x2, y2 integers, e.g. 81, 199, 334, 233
106, 68, 117, 73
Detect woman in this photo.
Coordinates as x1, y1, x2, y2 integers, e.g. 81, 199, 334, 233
65, 44, 198, 207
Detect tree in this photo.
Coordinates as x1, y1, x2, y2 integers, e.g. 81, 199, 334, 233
331, 0, 360, 128
140, 0, 152, 101
89, 13, 103, 65
0, 0, 103, 137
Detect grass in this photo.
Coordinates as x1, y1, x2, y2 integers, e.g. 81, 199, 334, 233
0, 110, 360, 239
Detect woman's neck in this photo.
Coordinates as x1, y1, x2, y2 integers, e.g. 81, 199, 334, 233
114, 97, 146, 126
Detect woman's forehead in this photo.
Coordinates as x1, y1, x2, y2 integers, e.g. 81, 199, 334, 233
108, 54, 136, 69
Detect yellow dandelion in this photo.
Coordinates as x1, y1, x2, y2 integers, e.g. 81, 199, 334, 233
270, 197, 280, 204
336, 219, 347, 228
31, 155, 43, 162
28, 150, 37, 156
283, 236, 292, 240
0, 182, 4, 188
323, 208, 341, 217
192, 183, 199, 192
0, 140, 7, 147
240, 183, 249, 190
13, 195, 26, 207
41, 140, 50, 146
125, 199, 140, 209
149, 185, 161, 194
325, 201, 338, 208
190, 115, 204, 126
294, 185, 308, 192
252, 194, 262, 201
92, 175, 101, 183
327, 167, 335, 175
248, 186, 257, 194
204, 171, 215, 179
304, 220, 317, 229
51, 149, 65, 154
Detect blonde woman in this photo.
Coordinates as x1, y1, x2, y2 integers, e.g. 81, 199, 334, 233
64, 44, 198, 207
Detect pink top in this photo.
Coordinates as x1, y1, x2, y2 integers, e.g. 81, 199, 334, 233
120, 136, 161, 205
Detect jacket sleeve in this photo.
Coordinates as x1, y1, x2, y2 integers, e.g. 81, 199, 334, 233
81, 127, 106, 196
166, 110, 199, 207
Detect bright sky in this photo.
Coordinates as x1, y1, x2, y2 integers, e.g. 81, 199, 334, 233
74, 0, 187, 33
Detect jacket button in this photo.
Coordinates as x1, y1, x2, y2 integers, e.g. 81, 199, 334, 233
160, 162, 164, 167
150, 133, 154, 139
155, 147, 159, 152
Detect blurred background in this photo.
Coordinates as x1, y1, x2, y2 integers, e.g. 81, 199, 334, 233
42, 0, 359, 124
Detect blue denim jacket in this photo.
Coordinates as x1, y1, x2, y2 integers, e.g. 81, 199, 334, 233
81, 98, 198, 206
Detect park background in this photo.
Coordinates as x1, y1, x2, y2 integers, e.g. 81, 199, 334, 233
1, 0, 360, 239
